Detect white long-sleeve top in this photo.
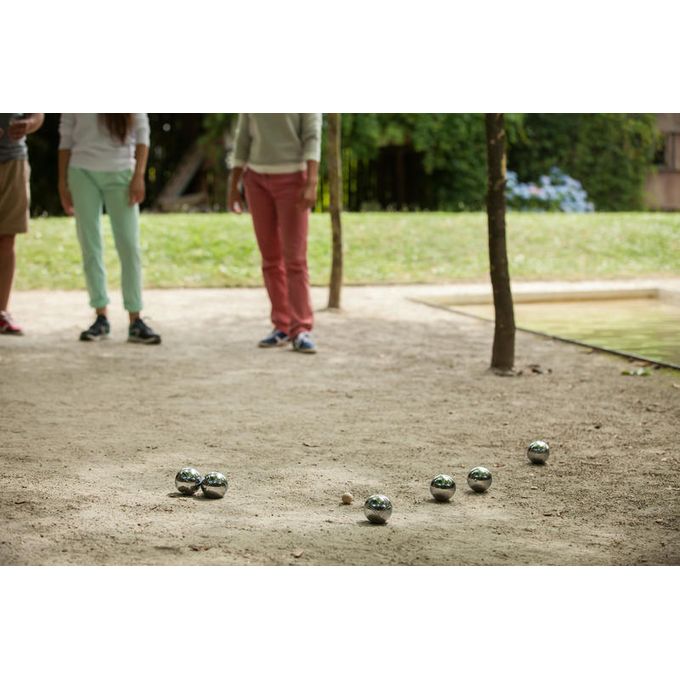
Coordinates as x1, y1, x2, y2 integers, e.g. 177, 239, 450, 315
59, 114, 150, 172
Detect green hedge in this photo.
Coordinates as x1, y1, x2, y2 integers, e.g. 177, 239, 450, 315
338, 113, 661, 211
506, 114, 661, 211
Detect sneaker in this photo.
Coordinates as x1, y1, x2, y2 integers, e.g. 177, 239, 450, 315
258, 329, 290, 348
292, 331, 317, 354
0, 311, 23, 335
128, 317, 161, 345
79, 314, 110, 342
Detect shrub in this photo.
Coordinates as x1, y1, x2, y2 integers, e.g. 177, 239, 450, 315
508, 114, 660, 211
506, 167, 594, 212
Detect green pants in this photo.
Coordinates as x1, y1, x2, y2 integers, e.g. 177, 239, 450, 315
68, 166, 143, 312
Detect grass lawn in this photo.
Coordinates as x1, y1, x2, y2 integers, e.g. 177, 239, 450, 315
15, 212, 680, 290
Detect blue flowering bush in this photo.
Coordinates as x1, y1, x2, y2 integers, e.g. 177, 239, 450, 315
506, 167, 595, 212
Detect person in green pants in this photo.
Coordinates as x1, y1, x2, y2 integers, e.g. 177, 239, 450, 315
58, 113, 161, 344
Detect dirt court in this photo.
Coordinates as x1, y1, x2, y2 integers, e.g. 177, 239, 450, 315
1, 284, 679, 565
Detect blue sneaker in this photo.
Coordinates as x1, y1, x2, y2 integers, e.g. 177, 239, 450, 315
292, 331, 317, 354
258, 329, 290, 348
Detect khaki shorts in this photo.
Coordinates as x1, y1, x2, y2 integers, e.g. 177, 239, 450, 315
0, 158, 30, 235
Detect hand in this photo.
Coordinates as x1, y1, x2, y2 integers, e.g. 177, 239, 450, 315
129, 174, 145, 206
59, 182, 74, 216
8, 119, 30, 141
228, 185, 244, 213
299, 180, 318, 210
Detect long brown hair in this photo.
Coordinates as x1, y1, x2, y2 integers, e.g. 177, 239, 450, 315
98, 114, 133, 144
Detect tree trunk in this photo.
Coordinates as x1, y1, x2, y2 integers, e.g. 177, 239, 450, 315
327, 113, 343, 309
485, 113, 516, 373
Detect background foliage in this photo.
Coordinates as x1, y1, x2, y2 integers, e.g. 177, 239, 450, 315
24, 113, 662, 215
507, 113, 661, 210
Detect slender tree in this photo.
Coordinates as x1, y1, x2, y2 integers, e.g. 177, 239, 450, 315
327, 113, 343, 309
485, 113, 516, 373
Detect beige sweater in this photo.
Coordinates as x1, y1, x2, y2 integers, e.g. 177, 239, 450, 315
232, 113, 322, 173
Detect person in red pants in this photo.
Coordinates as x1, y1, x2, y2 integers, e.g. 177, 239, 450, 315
228, 114, 322, 354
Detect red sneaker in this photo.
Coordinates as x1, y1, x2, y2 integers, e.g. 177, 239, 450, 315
0, 311, 23, 335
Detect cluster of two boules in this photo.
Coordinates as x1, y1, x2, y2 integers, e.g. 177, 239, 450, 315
175, 467, 228, 499
430, 466, 492, 501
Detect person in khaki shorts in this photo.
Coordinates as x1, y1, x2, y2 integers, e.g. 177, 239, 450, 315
0, 113, 44, 335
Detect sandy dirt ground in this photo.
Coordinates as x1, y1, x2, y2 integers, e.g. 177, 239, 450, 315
1, 284, 679, 565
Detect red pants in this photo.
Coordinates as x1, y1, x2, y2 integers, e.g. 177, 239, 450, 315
244, 169, 313, 338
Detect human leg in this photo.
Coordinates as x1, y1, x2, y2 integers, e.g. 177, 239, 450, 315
0, 159, 30, 333
101, 171, 160, 344
101, 169, 143, 315
0, 235, 22, 334
68, 167, 110, 311
271, 172, 314, 340
0, 234, 15, 313
243, 170, 291, 336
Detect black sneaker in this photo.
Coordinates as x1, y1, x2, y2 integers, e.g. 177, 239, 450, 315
258, 329, 290, 348
79, 314, 110, 342
128, 318, 162, 345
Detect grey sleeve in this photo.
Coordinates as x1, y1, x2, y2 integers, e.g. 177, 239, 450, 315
301, 113, 322, 161
59, 113, 75, 149
231, 114, 252, 167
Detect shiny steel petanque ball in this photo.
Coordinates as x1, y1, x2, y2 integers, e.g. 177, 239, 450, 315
364, 494, 393, 525
175, 467, 203, 495
201, 471, 229, 499
467, 467, 492, 493
430, 474, 456, 502
527, 440, 550, 464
